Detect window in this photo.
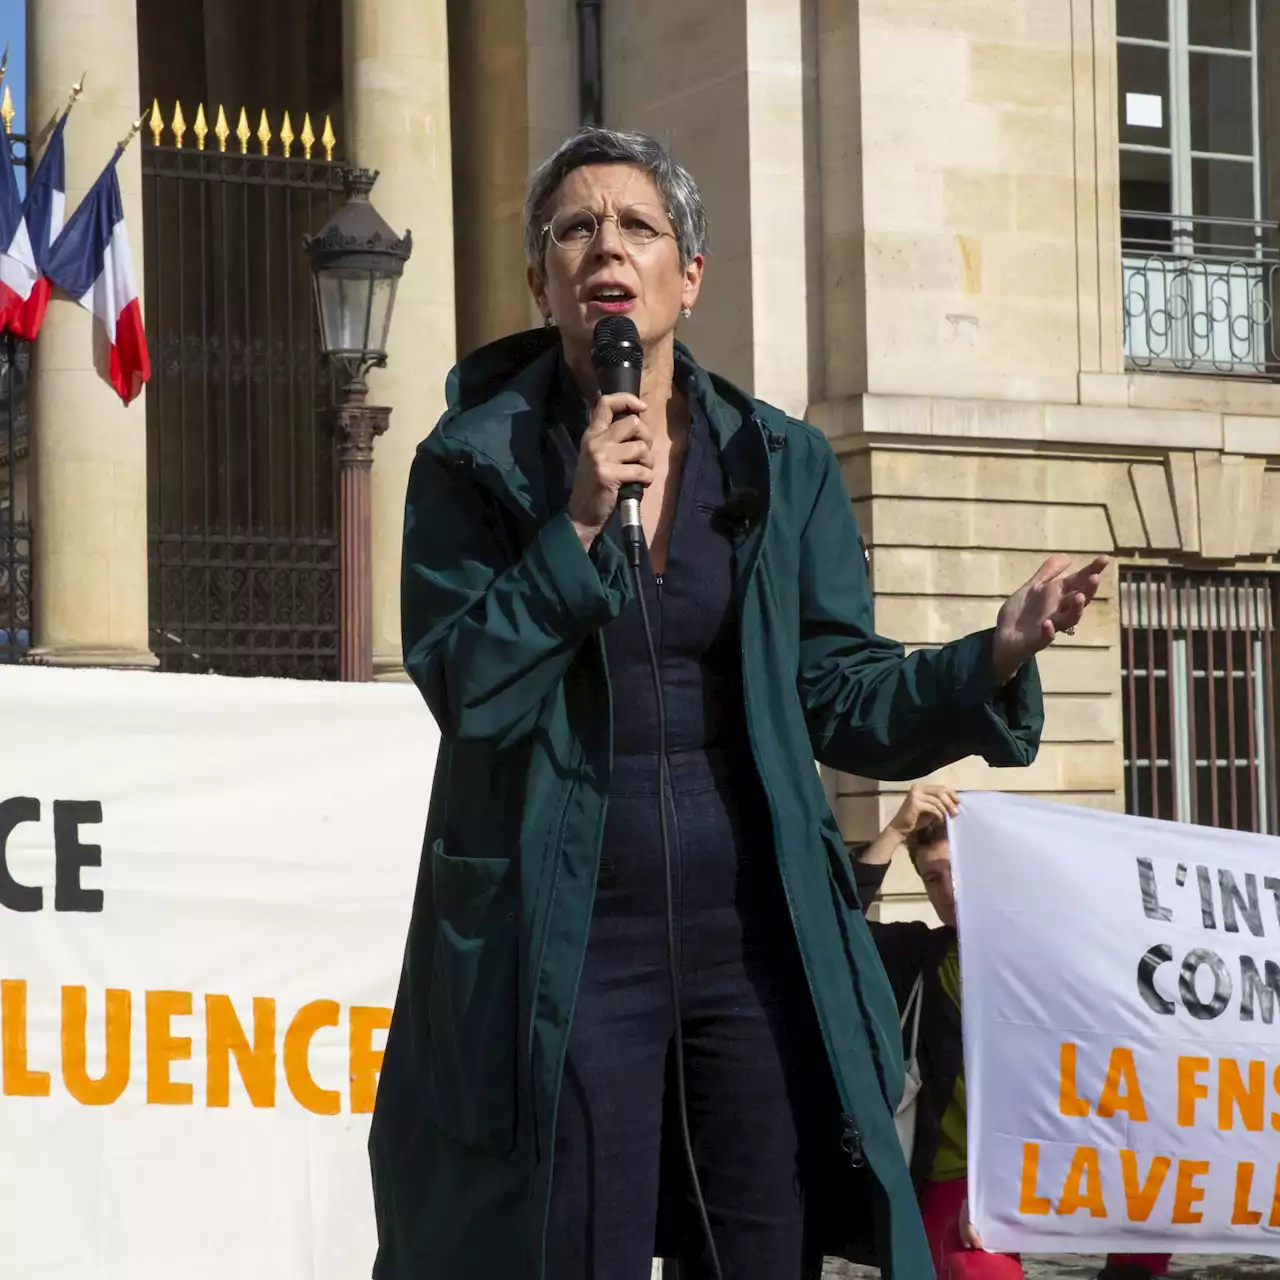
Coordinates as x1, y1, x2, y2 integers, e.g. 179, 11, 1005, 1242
1117, 0, 1279, 374
1121, 569, 1279, 834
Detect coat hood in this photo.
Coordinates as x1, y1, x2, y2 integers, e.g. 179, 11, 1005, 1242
432, 327, 780, 485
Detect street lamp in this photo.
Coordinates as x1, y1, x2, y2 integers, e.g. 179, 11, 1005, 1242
304, 168, 412, 682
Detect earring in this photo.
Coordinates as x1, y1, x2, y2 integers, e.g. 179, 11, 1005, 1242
681, 306, 692, 319
543, 315, 554, 329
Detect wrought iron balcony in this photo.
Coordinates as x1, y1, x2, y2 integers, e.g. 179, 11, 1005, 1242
1121, 212, 1280, 378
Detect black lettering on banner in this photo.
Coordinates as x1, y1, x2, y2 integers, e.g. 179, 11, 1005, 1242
1265, 876, 1280, 930
1239, 957, 1280, 1024
54, 801, 104, 913
1137, 944, 1175, 1015
1136, 857, 1172, 922
1134, 855, 1280, 1023
1219, 868, 1265, 938
1196, 865, 1217, 930
0, 796, 43, 912
1179, 947, 1232, 1020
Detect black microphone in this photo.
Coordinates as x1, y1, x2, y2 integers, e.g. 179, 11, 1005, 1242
591, 315, 645, 568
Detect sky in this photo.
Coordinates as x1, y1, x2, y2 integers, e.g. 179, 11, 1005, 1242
0, 0, 22, 135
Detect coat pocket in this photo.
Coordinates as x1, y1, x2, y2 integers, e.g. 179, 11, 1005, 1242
424, 840, 520, 1153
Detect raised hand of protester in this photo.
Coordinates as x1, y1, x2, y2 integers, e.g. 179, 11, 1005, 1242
856, 784, 959, 869
887, 783, 959, 838
991, 554, 1110, 684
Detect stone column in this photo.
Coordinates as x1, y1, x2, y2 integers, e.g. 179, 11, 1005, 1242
448, 0, 577, 356
344, 0, 456, 681
603, 0, 813, 417
27, 0, 155, 667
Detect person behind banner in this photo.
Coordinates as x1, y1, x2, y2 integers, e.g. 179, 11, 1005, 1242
854, 785, 1172, 1280
371, 124, 1110, 1280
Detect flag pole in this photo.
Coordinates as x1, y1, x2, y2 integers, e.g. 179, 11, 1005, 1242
66, 74, 87, 115
116, 111, 147, 156
0, 45, 11, 138
30, 75, 87, 157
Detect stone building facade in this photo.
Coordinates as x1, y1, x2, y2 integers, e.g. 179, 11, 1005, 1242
12, 0, 1278, 918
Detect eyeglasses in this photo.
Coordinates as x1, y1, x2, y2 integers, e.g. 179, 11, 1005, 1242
543, 205, 675, 254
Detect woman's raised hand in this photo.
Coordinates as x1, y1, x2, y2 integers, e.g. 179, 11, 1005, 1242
991, 554, 1110, 684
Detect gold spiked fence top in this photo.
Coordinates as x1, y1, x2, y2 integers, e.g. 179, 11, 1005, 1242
146, 99, 337, 161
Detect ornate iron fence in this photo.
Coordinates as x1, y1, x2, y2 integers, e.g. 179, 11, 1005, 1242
0, 125, 32, 663
143, 101, 344, 678
1122, 211, 1280, 378
0, 335, 32, 664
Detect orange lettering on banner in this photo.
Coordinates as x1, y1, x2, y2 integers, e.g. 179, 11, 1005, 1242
1171, 1160, 1210, 1224
1231, 1162, 1263, 1226
1, 982, 398, 1112
1057, 1146, 1108, 1219
1096, 1048, 1147, 1121
1118, 1150, 1170, 1222
284, 999, 341, 1115
145, 990, 193, 1105
1270, 1163, 1280, 1228
349, 1005, 391, 1115
1219, 1059, 1265, 1132
1058, 1043, 1091, 1117
61, 986, 130, 1105
2, 979, 50, 1097
1176, 1057, 1210, 1127
206, 995, 276, 1108
1018, 1143, 1052, 1215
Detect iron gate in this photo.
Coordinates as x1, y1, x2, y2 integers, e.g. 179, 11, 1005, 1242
0, 333, 31, 663
1, 127, 31, 663
143, 102, 344, 678
1121, 568, 1279, 834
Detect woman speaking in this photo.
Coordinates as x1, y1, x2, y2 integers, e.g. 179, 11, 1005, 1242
369, 127, 1106, 1280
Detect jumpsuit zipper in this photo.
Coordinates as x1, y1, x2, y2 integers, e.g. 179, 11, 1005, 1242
654, 571, 680, 972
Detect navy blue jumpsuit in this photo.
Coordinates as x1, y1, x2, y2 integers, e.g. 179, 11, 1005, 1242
545, 396, 827, 1280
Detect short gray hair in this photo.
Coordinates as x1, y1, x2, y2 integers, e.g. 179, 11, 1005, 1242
523, 127, 709, 279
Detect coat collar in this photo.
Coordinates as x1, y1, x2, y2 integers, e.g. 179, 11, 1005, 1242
429, 327, 782, 529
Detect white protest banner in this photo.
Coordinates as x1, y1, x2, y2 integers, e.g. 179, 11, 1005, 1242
952, 791, 1280, 1256
0, 666, 436, 1280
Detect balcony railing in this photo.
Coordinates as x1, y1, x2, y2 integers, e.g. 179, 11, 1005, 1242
1121, 211, 1280, 378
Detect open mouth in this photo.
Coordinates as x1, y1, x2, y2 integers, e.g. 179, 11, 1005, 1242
587, 285, 636, 311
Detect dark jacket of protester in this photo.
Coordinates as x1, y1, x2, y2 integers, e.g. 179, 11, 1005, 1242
855, 858, 964, 1190
368, 326, 1045, 1280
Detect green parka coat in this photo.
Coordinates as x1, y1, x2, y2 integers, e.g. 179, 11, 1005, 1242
369, 328, 1044, 1280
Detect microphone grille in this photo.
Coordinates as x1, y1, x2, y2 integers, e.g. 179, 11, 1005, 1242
591, 315, 643, 368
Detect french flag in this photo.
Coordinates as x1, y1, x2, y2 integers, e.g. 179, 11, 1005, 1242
0, 115, 39, 332
9, 112, 67, 341
45, 148, 150, 405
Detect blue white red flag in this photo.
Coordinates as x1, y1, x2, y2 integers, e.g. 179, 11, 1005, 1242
0, 126, 39, 332
10, 112, 68, 341
45, 148, 150, 404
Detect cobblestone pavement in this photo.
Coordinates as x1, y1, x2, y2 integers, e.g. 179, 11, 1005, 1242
824, 1256, 1279, 1278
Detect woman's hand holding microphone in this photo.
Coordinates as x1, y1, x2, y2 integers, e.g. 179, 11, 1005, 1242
567, 392, 653, 552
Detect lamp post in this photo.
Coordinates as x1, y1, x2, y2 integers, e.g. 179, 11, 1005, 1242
304, 168, 412, 682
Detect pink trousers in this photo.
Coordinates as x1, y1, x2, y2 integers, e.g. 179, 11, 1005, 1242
920, 1179, 1172, 1280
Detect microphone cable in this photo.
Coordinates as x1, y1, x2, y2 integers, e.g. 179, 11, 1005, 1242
628, 550, 724, 1280
592, 312, 721, 1277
